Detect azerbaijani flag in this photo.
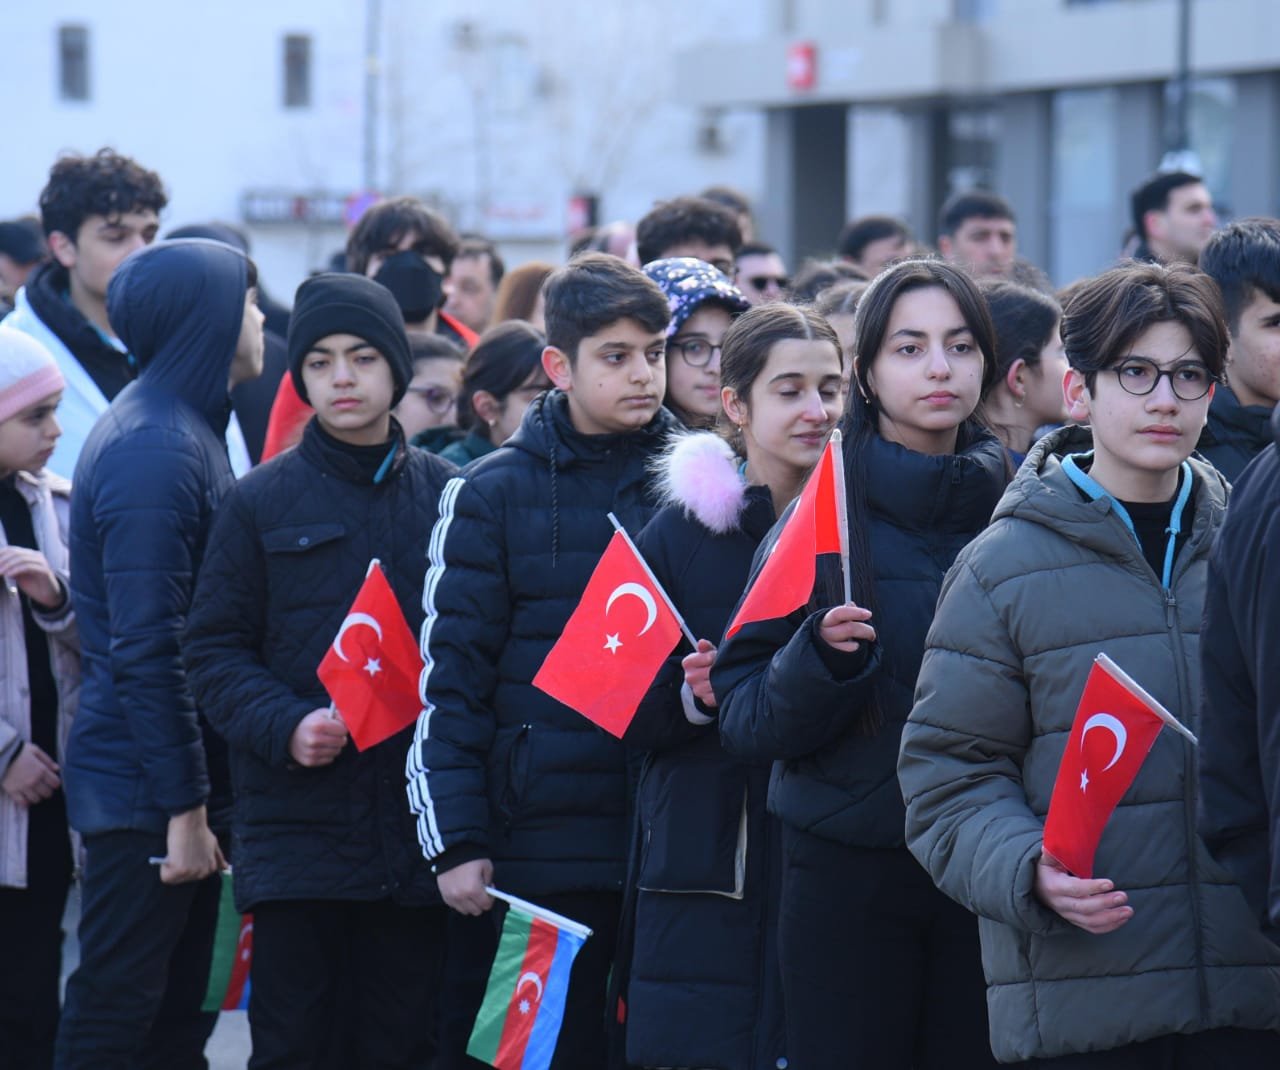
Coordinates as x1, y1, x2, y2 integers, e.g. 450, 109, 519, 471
201, 871, 253, 1012
467, 889, 592, 1070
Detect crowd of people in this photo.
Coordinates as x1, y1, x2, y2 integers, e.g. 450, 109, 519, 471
1, 144, 1280, 1070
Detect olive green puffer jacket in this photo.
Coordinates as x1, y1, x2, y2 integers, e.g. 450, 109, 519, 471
899, 425, 1280, 1063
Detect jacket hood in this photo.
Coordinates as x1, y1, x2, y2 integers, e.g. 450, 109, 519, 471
995, 423, 1228, 560
1203, 384, 1273, 442
106, 239, 248, 420
650, 430, 746, 534
507, 389, 679, 466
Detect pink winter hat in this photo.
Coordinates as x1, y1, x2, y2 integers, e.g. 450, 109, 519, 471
0, 326, 64, 423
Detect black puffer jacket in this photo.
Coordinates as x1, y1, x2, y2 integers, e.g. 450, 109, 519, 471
621, 432, 785, 1070
713, 426, 1007, 847
1200, 404, 1280, 940
66, 239, 247, 838
185, 418, 455, 911
407, 390, 678, 896
1197, 385, 1274, 483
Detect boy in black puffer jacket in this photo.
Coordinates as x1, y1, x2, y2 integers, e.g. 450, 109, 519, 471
407, 253, 678, 1068
185, 273, 456, 1069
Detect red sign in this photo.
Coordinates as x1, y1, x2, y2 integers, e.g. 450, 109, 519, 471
787, 42, 817, 92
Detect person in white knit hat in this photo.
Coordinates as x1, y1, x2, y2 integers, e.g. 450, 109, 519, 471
0, 324, 79, 1069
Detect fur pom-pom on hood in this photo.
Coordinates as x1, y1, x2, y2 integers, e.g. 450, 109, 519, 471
651, 430, 746, 534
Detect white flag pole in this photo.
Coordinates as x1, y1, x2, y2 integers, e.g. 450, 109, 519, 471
828, 429, 853, 606
606, 512, 699, 648
1096, 652, 1198, 744
484, 886, 594, 941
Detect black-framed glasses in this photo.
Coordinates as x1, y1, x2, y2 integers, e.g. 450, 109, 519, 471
1112, 357, 1215, 401
668, 337, 723, 368
746, 274, 789, 292
404, 385, 457, 413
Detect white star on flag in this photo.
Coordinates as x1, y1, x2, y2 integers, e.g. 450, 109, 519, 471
518, 998, 530, 1015
363, 657, 382, 677
1080, 769, 1089, 792
603, 633, 622, 654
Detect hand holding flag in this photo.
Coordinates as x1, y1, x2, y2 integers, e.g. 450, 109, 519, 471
726, 430, 849, 638
1042, 653, 1197, 880
532, 517, 694, 738
316, 560, 423, 751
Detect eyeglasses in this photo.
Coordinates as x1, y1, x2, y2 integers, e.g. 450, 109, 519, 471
745, 275, 789, 292
1112, 357, 1215, 401
404, 386, 457, 413
668, 337, 723, 368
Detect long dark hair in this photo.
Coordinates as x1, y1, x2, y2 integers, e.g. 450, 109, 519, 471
457, 320, 546, 434
718, 303, 842, 454
814, 259, 997, 731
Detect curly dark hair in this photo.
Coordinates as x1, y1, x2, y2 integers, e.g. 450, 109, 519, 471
39, 148, 167, 241
635, 196, 742, 266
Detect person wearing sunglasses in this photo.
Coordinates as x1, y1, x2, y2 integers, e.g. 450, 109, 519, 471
396, 331, 464, 453
734, 241, 789, 306
643, 257, 751, 431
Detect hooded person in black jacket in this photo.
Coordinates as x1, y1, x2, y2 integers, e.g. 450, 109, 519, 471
712, 260, 1007, 1070
1199, 403, 1280, 945
57, 238, 265, 1069
407, 253, 678, 1068
185, 273, 456, 1068
620, 304, 843, 1070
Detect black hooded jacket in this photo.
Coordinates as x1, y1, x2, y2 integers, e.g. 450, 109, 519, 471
1199, 404, 1280, 940
1197, 384, 1275, 483
406, 390, 679, 896
712, 426, 1007, 848
184, 418, 456, 911
66, 239, 248, 837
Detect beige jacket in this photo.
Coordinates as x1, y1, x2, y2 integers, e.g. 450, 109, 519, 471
0, 469, 79, 888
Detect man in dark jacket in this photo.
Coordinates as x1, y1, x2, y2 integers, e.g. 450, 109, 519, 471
1199, 404, 1280, 945
407, 253, 676, 1067
185, 273, 456, 1067
1196, 217, 1280, 481
56, 239, 264, 1069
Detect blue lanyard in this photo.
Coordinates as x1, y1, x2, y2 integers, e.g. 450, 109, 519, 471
1060, 452, 1193, 590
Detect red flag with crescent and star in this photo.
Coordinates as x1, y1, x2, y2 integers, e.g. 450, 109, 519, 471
316, 561, 423, 751
532, 531, 684, 738
1042, 654, 1195, 878
726, 434, 843, 638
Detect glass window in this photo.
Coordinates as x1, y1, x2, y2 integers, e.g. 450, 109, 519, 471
1050, 87, 1119, 283
58, 25, 90, 102
1163, 76, 1235, 210
283, 34, 312, 109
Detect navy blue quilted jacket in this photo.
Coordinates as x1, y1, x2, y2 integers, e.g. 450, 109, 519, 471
407, 390, 678, 896
185, 419, 456, 911
66, 239, 248, 837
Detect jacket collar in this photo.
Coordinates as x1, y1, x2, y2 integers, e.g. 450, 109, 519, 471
508, 389, 679, 468
298, 416, 409, 485
23, 260, 129, 370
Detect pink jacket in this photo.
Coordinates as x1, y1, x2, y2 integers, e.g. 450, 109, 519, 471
0, 469, 79, 888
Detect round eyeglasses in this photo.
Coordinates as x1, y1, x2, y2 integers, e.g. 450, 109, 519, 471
404, 385, 457, 414
667, 337, 723, 368
1112, 357, 1215, 401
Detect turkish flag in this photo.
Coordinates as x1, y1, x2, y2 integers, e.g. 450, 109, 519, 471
726, 436, 843, 638
316, 561, 423, 751
1042, 654, 1186, 878
533, 531, 683, 738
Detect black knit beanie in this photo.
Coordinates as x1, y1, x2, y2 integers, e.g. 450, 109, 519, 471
287, 272, 412, 406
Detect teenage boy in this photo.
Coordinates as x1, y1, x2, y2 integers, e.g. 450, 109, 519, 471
734, 240, 789, 305
1199, 405, 1280, 946
185, 273, 455, 1068
837, 214, 913, 277
636, 195, 742, 274
56, 239, 264, 1068
937, 189, 1017, 279
899, 262, 1280, 1065
407, 252, 677, 1067
1130, 170, 1218, 266
261, 197, 478, 460
1195, 217, 1280, 480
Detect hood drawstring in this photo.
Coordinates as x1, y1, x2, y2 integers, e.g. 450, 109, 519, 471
548, 433, 560, 568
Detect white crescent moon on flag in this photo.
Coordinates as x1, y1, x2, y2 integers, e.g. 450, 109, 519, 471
334, 612, 383, 662
516, 970, 544, 1002
1081, 712, 1128, 771
605, 582, 658, 635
